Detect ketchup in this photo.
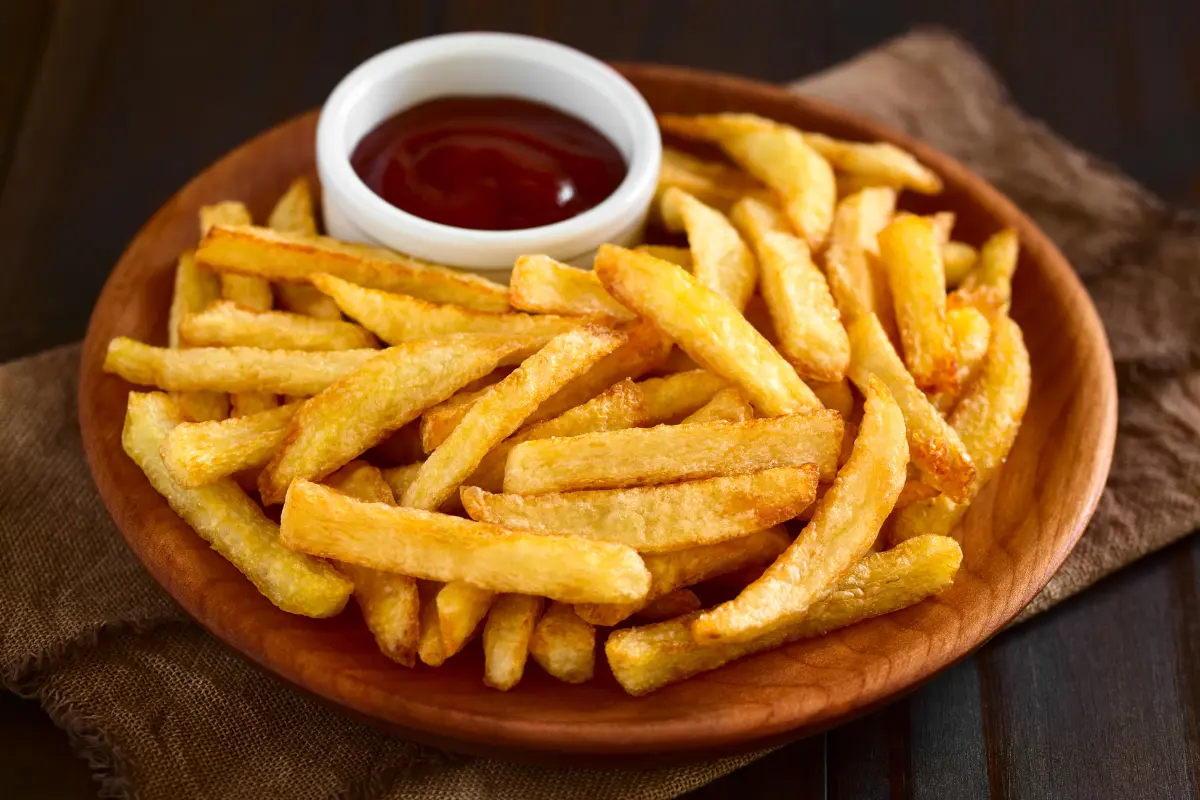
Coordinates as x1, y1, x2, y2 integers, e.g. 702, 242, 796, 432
350, 96, 627, 231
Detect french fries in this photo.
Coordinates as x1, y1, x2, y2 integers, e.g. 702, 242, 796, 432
418, 584, 447, 667
167, 249, 229, 422
268, 177, 343, 320
823, 187, 897, 336
962, 229, 1019, 310
509, 255, 635, 322
942, 241, 980, 288
280, 481, 650, 604
230, 392, 278, 417
634, 244, 693, 269
483, 594, 544, 690
659, 187, 757, 311
324, 462, 420, 667
659, 114, 836, 248
692, 377, 907, 642
607, 534, 962, 695
403, 327, 625, 511
123, 392, 351, 617
464, 465, 816, 552
381, 462, 423, 499
636, 589, 702, 621
800, 132, 942, 195
104, 337, 381, 395
420, 384, 497, 453
846, 313, 976, 501
595, 245, 820, 415
575, 526, 792, 626
657, 146, 774, 214
201, 203, 274, 312
196, 225, 510, 312
638, 369, 729, 424
311, 273, 578, 344
529, 602, 596, 683
891, 314, 1030, 542
467, 378, 647, 493
931, 306, 992, 413
179, 301, 376, 350
160, 400, 301, 487
809, 379, 855, 419
878, 215, 957, 392
260, 334, 535, 504
503, 411, 842, 495
682, 386, 754, 423
435, 581, 495, 658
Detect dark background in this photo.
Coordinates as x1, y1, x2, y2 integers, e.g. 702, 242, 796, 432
2, 1, 1198, 798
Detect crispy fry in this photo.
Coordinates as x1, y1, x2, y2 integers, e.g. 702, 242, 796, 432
634, 244, 693, 269
167, 249, 229, 422
658, 114, 836, 248
729, 195, 788, 244
595, 245, 819, 415
201, 203, 274, 312
846, 313, 976, 501
260, 334, 535, 504
503, 411, 842, 495
607, 534, 961, 695
931, 306, 992, 414
104, 337, 381, 395
420, 384, 497, 453
659, 188, 757, 311
230, 391, 278, 417
801, 132, 942, 195
483, 594, 544, 691
324, 461, 419, 667
692, 377, 908, 642
464, 465, 816, 552
403, 327, 625, 511
942, 241, 980, 288
891, 315, 1031, 542
436, 581, 495, 658
657, 146, 774, 214
179, 301, 376, 351
311, 272, 578, 344
878, 215, 957, 393
173, 391, 230, 423
509, 255, 635, 322
895, 478, 941, 509
961, 229, 1019, 311
809, 378, 855, 418
280, 481, 650, 604
268, 177, 343, 321
823, 187, 897, 331
638, 369, 729, 424
834, 172, 898, 198
529, 602, 596, 683
160, 401, 301, 487
196, 224, 510, 312
636, 589, 702, 621
575, 526, 791, 626
468, 378, 647, 493
417, 584, 447, 667
381, 462, 423, 499
682, 386, 754, 423
124, 392, 351, 617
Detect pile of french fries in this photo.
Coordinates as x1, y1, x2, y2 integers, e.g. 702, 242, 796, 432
104, 111, 1031, 696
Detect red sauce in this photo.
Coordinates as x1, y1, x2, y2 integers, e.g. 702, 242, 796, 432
350, 96, 627, 231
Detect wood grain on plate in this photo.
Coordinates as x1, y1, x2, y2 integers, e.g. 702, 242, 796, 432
77, 64, 1117, 761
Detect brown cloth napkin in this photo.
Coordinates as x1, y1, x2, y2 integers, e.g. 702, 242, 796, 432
3, 29, 1199, 800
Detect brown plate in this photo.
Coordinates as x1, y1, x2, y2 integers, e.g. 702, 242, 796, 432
78, 64, 1117, 762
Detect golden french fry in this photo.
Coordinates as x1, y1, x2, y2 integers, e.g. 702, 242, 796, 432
381, 462, 422, 499
961, 229, 1019, 310
436, 581, 495, 658
927, 211, 955, 243
464, 465, 817, 552
417, 583, 447, 667
124, 392, 351, 617
403, 327, 625, 511
801, 132, 942, 195
503, 411, 842, 495
659, 188, 757, 311
692, 376, 908, 642
658, 114, 836, 248
160, 401, 301, 487
509, 255, 635, 322
595, 245, 819, 415
638, 369, 729, 424
729, 195, 788, 244
280, 481, 650, 604
846, 313, 976, 501
196, 225, 510, 312
682, 386, 754, 424
809, 378, 855, 418
104, 337, 381, 395
607, 534, 961, 695
529, 601, 596, 683
172, 391, 230, 423
575, 526, 791, 626
878, 215, 957, 393
229, 391, 278, 417
834, 173, 897, 198
657, 146, 774, 215
823, 187, 897, 331
634, 244, 693, 269
894, 478, 941, 509
891, 315, 1030, 542
167, 249, 229, 422
931, 306, 992, 414
268, 177, 343, 321
468, 378, 647, 493
636, 589, 702, 621
420, 384, 497, 453
179, 301, 376, 351
201, 203, 274, 312
483, 594, 545, 691
942, 241, 980, 288
311, 272, 579, 344
324, 461, 420, 668
260, 334, 535, 504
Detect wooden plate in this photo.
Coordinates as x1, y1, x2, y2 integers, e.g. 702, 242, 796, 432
78, 64, 1116, 762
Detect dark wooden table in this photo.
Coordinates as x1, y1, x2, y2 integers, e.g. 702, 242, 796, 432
2, 1, 1198, 798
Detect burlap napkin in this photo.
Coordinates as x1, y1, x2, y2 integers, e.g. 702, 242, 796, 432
3, 28, 1199, 800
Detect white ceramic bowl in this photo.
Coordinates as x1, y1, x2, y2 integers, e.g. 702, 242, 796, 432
316, 33, 661, 282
